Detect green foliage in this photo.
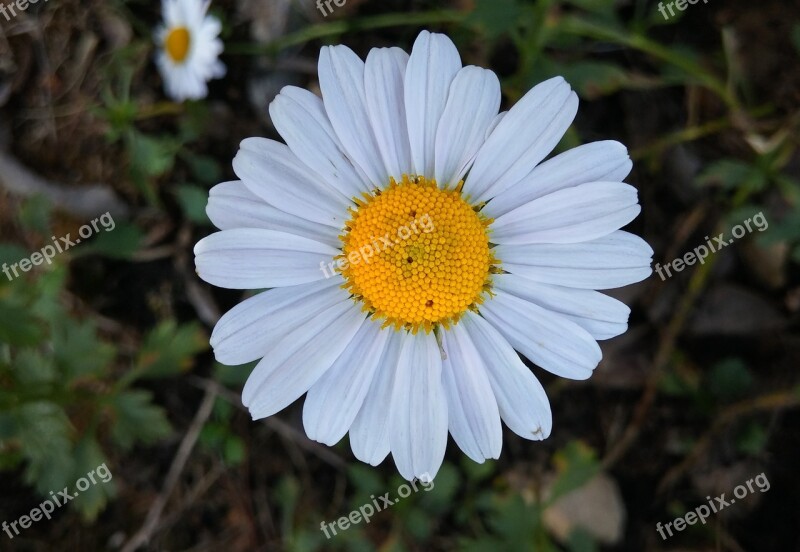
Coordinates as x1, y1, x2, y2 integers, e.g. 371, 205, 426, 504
465, 0, 524, 39
176, 184, 212, 225
198, 398, 246, 466
75, 220, 144, 260
0, 264, 203, 521
133, 320, 208, 379
547, 441, 601, 505
18, 195, 53, 236
708, 358, 753, 401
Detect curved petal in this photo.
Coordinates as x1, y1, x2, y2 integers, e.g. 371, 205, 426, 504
494, 274, 631, 340
245, 301, 366, 418
206, 181, 341, 248
233, 138, 351, 228
349, 331, 405, 466
210, 276, 346, 365
490, 182, 641, 245
364, 47, 412, 181
461, 312, 552, 440
303, 321, 390, 446
480, 290, 601, 380
441, 324, 502, 463
464, 76, 578, 204
435, 66, 501, 188
495, 230, 653, 289
270, 86, 371, 198
390, 331, 448, 482
404, 31, 462, 179
319, 45, 387, 186
194, 228, 339, 289
484, 140, 633, 218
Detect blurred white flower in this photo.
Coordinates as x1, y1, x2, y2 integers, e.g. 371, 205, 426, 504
155, 0, 225, 101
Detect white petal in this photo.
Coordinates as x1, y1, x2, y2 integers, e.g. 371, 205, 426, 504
245, 301, 366, 418
270, 86, 371, 198
480, 290, 601, 380
404, 31, 462, 179
210, 276, 346, 366
303, 321, 390, 446
364, 48, 412, 181
464, 77, 578, 204
194, 228, 339, 289
484, 140, 633, 218
494, 274, 631, 340
495, 230, 653, 289
435, 66, 501, 187
349, 331, 404, 465
233, 138, 351, 228
485, 111, 506, 140
461, 312, 552, 440
206, 181, 340, 248
319, 45, 387, 186
441, 325, 502, 463
390, 331, 448, 481
490, 182, 641, 245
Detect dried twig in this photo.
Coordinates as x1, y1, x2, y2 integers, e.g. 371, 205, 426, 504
120, 386, 218, 552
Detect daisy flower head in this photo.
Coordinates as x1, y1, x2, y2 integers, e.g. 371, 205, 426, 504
195, 31, 653, 482
155, 0, 226, 101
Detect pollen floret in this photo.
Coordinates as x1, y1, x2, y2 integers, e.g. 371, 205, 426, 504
339, 175, 497, 333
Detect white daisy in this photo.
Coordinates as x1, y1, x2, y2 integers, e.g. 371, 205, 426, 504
155, 0, 226, 102
194, 31, 653, 482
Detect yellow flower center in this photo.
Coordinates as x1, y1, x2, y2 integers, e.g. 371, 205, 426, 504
165, 27, 191, 63
340, 175, 497, 333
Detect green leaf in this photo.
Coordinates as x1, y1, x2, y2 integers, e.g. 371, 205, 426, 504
76, 221, 144, 259
180, 151, 222, 185
736, 421, 768, 456
461, 455, 496, 483
176, 184, 211, 225
418, 462, 459, 514
127, 130, 179, 179
548, 441, 600, 504
52, 319, 114, 379
567, 527, 598, 552
70, 437, 116, 522
135, 321, 208, 379
109, 389, 172, 450
0, 243, 30, 268
792, 24, 800, 55
563, 0, 618, 17
18, 194, 53, 236
541, 59, 632, 100
12, 350, 56, 385
14, 401, 75, 494
697, 159, 766, 192
213, 361, 253, 387
224, 436, 246, 465
466, 0, 523, 38
708, 358, 753, 400
0, 301, 43, 346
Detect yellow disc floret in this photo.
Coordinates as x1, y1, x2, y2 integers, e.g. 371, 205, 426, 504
165, 27, 191, 63
339, 175, 497, 333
